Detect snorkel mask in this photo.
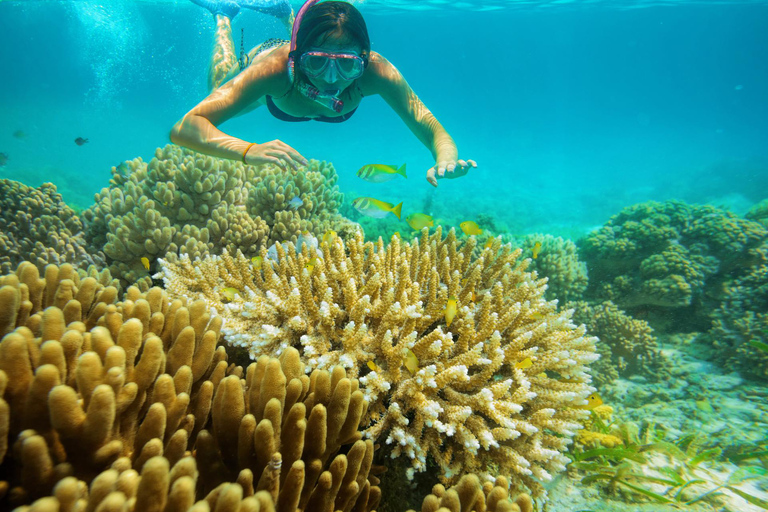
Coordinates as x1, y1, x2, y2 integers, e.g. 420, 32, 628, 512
288, 0, 368, 113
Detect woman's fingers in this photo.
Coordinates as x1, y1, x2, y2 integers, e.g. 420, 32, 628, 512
426, 167, 438, 187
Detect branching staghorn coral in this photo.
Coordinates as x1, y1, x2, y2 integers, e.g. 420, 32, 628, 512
0, 262, 379, 511
567, 300, 663, 386
581, 200, 767, 332
82, 145, 355, 290
0, 179, 107, 276
158, 227, 599, 496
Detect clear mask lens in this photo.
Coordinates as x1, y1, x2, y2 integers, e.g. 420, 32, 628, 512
299, 52, 364, 81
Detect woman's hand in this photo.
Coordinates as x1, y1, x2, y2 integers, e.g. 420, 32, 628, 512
244, 139, 308, 170
426, 159, 477, 187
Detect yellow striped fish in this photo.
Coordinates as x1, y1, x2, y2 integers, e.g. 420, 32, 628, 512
356, 164, 407, 183
352, 197, 403, 219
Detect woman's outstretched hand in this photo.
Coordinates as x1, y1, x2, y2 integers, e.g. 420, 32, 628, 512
426, 159, 477, 187
244, 139, 308, 170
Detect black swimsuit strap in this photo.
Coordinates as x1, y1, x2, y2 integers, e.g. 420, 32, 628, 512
265, 95, 358, 123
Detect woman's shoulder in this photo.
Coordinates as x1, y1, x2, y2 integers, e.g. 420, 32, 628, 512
359, 52, 402, 95
242, 44, 292, 96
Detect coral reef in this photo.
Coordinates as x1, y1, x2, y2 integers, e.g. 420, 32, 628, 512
157, 227, 599, 496
568, 300, 663, 386
0, 180, 107, 276
81, 145, 354, 290
406, 474, 533, 512
708, 240, 768, 380
0, 261, 379, 511
746, 199, 768, 228
516, 234, 588, 303
580, 200, 767, 332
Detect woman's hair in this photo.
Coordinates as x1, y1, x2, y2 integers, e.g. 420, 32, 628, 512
295, 1, 370, 57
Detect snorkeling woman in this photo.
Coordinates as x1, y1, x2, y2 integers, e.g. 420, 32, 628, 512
171, 0, 476, 187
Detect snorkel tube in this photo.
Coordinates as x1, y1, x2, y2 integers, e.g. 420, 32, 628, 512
288, 0, 345, 113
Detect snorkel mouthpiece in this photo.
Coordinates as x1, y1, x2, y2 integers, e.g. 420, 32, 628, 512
298, 82, 344, 113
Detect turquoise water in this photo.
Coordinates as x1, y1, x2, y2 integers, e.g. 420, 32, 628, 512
1, 1, 766, 236
1, 1, 768, 510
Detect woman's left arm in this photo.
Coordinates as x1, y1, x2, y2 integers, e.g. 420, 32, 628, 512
360, 52, 476, 187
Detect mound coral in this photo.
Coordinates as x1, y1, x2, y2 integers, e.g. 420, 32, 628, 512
568, 300, 663, 386
0, 180, 107, 276
0, 262, 379, 511
516, 234, 588, 303
158, 227, 599, 496
581, 200, 767, 332
82, 145, 355, 290
708, 240, 768, 380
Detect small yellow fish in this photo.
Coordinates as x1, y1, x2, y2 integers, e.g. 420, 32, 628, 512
532, 241, 542, 259
141, 257, 150, 271
445, 296, 457, 327
530, 312, 544, 320
471, 290, 477, 302
367, 361, 381, 372
515, 357, 533, 370
352, 197, 403, 219
222, 287, 240, 302
460, 221, 483, 236
305, 257, 319, 274
577, 393, 604, 410
406, 213, 434, 231
393, 231, 401, 239
484, 238, 494, 249
536, 372, 548, 378
251, 255, 263, 269
404, 349, 419, 375
322, 230, 336, 245
356, 163, 407, 183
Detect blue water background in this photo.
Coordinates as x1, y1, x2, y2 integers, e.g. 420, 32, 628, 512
1, 1, 766, 238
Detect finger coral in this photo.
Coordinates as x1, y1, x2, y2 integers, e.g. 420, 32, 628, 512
157, 227, 599, 496
407, 474, 533, 512
0, 261, 379, 510
581, 200, 767, 332
82, 145, 355, 290
0, 180, 107, 276
516, 234, 588, 303
568, 300, 664, 386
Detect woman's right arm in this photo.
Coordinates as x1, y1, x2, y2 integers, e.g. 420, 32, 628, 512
170, 48, 307, 170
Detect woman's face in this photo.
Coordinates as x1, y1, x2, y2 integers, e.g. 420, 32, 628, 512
303, 33, 363, 94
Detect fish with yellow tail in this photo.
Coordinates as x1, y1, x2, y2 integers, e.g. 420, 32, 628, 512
356, 163, 407, 183
577, 393, 604, 410
352, 197, 402, 219
140, 257, 151, 271
484, 238, 495, 249
251, 255, 263, 269
367, 360, 382, 372
403, 348, 419, 375
460, 221, 483, 236
406, 213, 434, 231
305, 257, 319, 274
532, 241, 542, 259
221, 287, 241, 303
445, 296, 458, 327
322, 230, 336, 245
515, 357, 534, 370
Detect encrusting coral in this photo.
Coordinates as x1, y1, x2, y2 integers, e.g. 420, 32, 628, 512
0, 179, 107, 276
0, 261, 379, 511
568, 300, 663, 387
81, 145, 355, 290
158, 226, 599, 496
581, 200, 767, 332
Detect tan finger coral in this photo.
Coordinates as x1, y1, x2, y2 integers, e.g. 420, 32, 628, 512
0, 180, 107, 276
82, 145, 354, 290
408, 474, 533, 512
158, 227, 599, 496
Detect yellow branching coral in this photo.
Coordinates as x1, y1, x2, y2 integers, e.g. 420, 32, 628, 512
158, 227, 599, 495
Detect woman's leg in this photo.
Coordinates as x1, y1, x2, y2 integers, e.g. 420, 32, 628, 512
209, 14, 239, 91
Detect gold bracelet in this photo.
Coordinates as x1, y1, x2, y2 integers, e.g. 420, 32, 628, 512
242, 142, 257, 163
